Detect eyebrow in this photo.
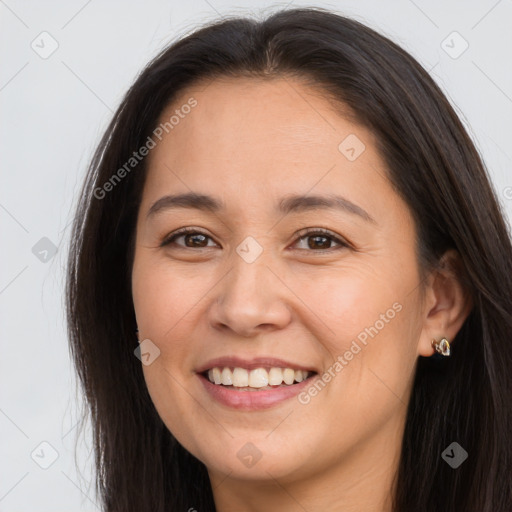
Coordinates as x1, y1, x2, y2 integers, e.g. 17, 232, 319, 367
147, 192, 376, 224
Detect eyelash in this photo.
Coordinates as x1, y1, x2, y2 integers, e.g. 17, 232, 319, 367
160, 226, 351, 252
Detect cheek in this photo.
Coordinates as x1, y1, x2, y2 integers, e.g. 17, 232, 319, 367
132, 258, 202, 409
292, 262, 401, 348
300, 261, 419, 416
132, 253, 210, 337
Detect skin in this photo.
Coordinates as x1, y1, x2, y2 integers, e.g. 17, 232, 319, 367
131, 76, 472, 512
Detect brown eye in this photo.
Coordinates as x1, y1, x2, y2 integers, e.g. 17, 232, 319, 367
183, 233, 208, 247
161, 227, 350, 252
306, 235, 333, 250
161, 228, 216, 249
293, 229, 349, 251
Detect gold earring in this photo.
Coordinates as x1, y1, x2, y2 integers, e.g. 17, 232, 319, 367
431, 337, 451, 356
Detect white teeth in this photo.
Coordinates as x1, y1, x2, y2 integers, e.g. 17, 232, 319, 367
283, 368, 295, 385
205, 367, 312, 388
221, 367, 233, 386
212, 367, 222, 385
232, 367, 249, 387
268, 367, 283, 386
248, 368, 268, 388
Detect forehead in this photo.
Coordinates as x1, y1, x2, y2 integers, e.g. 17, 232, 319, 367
147, 78, 378, 181
140, 76, 403, 229
155, 76, 361, 157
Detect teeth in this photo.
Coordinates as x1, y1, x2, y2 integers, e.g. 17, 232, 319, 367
283, 368, 295, 385
211, 368, 221, 385
249, 368, 268, 388
232, 367, 249, 387
221, 367, 233, 386
268, 367, 283, 386
205, 367, 311, 388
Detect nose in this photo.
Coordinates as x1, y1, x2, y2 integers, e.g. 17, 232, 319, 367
208, 252, 293, 338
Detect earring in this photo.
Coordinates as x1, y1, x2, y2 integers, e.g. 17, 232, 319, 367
431, 337, 451, 356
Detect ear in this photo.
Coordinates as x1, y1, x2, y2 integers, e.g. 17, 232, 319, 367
417, 249, 473, 357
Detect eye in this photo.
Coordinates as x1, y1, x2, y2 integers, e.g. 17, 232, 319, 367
292, 228, 350, 251
161, 226, 351, 252
160, 227, 217, 249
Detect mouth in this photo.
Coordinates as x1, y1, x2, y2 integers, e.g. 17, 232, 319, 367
200, 366, 318, 391
195, 356, 320, 409
197, 366, 319, 410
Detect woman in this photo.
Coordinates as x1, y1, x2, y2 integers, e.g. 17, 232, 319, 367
66, 7, 512, 511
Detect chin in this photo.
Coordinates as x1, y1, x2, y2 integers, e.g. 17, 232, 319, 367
199, 441, 312, 482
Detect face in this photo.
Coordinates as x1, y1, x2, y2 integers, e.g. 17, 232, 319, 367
131, 76, 426, 486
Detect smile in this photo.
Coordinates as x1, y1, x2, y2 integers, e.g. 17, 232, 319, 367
204, 366, 312, 389
198, 367, 318, 410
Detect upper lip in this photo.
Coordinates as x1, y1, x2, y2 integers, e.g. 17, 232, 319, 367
195, 356, 318, 374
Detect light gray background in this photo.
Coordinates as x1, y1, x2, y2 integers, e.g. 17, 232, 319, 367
1, 0, 511, 510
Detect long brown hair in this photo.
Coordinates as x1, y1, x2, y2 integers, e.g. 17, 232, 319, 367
66, 7, 512, 511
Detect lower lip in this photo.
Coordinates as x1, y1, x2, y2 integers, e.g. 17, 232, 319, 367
197, 373, 317, 410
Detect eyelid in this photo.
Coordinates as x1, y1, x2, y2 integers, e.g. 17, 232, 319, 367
293, 227, 352, 251
160, 226, 213, 247
160, 226, 352, 250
